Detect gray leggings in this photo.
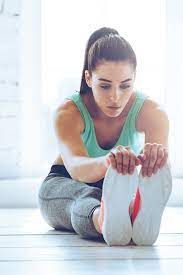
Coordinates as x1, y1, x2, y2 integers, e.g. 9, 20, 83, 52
38, 165, 104, 240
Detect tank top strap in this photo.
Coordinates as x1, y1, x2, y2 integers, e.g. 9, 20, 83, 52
127, 90, 150, 132
65, 92, 91, 138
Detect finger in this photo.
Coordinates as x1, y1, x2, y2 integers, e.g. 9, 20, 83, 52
124, 146, 141, 166
147, 143, 159, 177
141, 143, 152, 176
115, 149, 123, 173
124, 147, 137, 174
115, 145, 124, 151
108, 152, 117, 170
122, 149, 130, 174
153, 147, 165, 174
125, 146, 131, 151
129, 154, 136, 174
136, 155, 143, 164
111, 146, 124, 173
137, 153, 146, 163
159, 148, 169, 169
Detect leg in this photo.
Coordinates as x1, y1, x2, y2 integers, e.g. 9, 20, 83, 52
92, 206, 102, 234
38, 174, 104, 240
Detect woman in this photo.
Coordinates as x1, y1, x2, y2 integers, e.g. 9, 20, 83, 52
38, 27, 172, 246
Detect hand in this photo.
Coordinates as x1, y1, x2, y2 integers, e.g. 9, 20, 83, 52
105, 145, 143, 175
138, 143, 168, 177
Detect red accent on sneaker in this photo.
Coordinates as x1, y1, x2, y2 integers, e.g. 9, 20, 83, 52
131, 187, 141, 224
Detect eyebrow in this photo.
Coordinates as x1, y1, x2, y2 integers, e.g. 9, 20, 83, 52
98, 78, 132, 83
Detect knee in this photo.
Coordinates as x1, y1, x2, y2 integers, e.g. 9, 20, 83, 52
37, 196, 54, 227
38, 195, 75, 232
37, 180, 57, 228
38, 196, 54, 227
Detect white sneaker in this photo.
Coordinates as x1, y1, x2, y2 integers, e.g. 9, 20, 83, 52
101, 165, 139, 246
132, 162, 172, 245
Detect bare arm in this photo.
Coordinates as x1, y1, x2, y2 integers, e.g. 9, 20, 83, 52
138, 100, 169, 148
136, 99, 170, 171
54, 101, 109, 183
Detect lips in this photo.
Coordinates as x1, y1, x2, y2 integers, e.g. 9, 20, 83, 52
108, 106, 121, 109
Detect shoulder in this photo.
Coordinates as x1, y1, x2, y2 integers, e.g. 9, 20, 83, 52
54, 99, 85, 134
136, 96, 169, 133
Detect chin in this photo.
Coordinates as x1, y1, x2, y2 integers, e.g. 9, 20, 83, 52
104, 110, 122, 118
107, 113, 121, 118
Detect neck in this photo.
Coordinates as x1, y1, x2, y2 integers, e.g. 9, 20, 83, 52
82, 91, 135, 122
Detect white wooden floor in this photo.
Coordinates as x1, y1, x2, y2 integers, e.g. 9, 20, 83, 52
0, 207, 183, 275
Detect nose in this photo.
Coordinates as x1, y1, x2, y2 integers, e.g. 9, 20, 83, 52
109, 89, 120, 103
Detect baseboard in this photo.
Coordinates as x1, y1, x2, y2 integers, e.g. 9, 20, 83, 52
0, 177, 182, 208
0, 177, 45, 208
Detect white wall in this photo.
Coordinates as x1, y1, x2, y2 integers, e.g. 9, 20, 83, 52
166, 0, 183, 177
0, 0, 22, 178
20, 0, 43, 177
0, 0, 44, 179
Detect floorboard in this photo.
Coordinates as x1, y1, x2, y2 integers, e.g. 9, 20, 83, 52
0, 207, 182, 274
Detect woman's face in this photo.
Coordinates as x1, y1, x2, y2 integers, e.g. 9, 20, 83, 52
85, 60, 136, 118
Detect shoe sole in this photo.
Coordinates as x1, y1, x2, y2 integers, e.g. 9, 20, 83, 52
102, 165, 138, 246
132, 162, 172, 245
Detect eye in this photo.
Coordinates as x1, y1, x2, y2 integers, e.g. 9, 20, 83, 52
120, 85, 130, 89
100, 85, 130, 90
100, 85, 110, 90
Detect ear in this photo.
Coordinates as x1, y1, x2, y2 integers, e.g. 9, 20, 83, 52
85, 70, 92, 88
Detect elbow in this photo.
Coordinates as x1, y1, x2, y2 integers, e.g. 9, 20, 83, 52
65, 165, 80, 182
70, 167, 97, 183
65, 164, 86, 183
70, 167, 88, 183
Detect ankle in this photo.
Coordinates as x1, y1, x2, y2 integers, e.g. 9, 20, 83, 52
92, 206, 102, 234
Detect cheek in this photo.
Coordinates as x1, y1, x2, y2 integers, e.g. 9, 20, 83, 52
95, 95, 106, 106
93, 85, 101, 95
92, 87, 104, 100
98, 91, 109, 103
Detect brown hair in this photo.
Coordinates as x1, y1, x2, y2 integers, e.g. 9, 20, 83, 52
79, 27, 137, 94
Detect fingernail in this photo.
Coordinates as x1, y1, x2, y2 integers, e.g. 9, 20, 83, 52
148, 171, 152, 177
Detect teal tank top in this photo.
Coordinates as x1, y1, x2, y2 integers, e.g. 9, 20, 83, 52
65, 90, 149, 157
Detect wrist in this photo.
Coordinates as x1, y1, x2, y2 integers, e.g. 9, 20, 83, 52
103, 155, 111, 168
98, 156, 110, 176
